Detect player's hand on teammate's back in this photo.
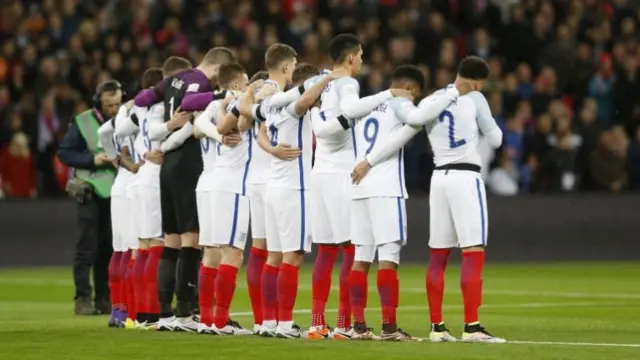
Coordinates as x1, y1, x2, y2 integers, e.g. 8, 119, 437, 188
124, 99, 135, 111
168, 107, 192, 129
144, 150, 164, 165
389, 88, 414, 102
94, 153, 110, 166
222, 133, 243, 147
271, 143, 301, 161
131, 160, 145, 174
351, 159, 372, 185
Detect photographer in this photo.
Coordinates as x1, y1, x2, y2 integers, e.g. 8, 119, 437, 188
58, 81, 123, 315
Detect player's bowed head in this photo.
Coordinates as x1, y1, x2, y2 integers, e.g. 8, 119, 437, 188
454, 55, 490, 96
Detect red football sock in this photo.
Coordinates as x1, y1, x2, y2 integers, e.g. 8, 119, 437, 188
125, 257, 136, 320
349, 270, 368, 325
377, 269, 399, 326
426, 249, 451, 324
261, 264, 279, 322
461, 251, 485, 324
144, 246, 163, 316
214, 264, 238, 328
119, 251, 130, 313
198, 265, 217, 326
277, 263, 299, 322
133, 249, 149, 316
311, 245, 339, 327
246, 247, 267, 325
108, 251, 122, 311
338, 244, 355, 328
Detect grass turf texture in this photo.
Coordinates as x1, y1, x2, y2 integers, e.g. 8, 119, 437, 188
1, 262, 638, 360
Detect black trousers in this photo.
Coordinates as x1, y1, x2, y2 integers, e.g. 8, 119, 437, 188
73, 195, 113, 300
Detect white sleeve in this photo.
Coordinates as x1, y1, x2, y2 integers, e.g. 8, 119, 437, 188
160, 122, 194, 153
365, 125, 421, 166
310, 108, 351, 138
338, 77, 393, 119
403, 87, 460, 126
113, 105, 138, 138
97, 120, 118, 160
468, 91, 503, 149
268, 86, 303, 109
194, 102, 223, 142
148, 104, 171, 141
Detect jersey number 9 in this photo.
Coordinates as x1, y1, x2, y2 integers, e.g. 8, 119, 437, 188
363, 118, 379, 154
438, 110, 467, 149
268, 124, 278, 146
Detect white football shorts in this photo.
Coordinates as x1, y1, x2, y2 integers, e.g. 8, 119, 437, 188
248, 183, 267, 239
132, 185, 163, 240
351, 197, 407, 247
196, 189, 214, 247
310, 173, 351, 244
110, 195, 129, 252
205, 191, 250, 250
265, 187, 312, 253
429, 170, 488, 249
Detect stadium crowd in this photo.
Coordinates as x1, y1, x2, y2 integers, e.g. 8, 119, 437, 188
1, 0, 640, 198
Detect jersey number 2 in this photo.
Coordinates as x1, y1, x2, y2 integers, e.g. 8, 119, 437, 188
439, 110, 466, 149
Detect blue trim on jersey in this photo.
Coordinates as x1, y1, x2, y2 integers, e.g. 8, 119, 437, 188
475, 178, 486, 245
397, 148, 404, 198
351, 127, 357, 157
228, 194, 240, 246
298, 117, 306, 251
241, 133, 252, 196
396, 197, 405, 242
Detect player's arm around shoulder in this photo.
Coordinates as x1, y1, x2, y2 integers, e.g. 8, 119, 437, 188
468, 91, 503, 148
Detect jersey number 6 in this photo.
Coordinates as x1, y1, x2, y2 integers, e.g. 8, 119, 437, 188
439, 110, 466, 149
268, 124, 279, 146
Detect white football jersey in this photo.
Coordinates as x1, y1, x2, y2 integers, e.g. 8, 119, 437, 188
111, 133, 134, 196
425, 89, 494, 167
266, 103, 313, 190
313, 76, 359, 174
132, 103, 163, 187
210, 99, 252, 195
352, 97, 410, 199
196, 100, 223, 173
248, 79, 282, 184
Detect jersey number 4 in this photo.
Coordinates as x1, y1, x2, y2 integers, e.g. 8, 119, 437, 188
438, 110, 466, 149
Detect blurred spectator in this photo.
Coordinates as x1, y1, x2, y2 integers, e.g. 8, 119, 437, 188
0, 132, 36, 198
0, 0, 639, 197
590, 126, 629, 193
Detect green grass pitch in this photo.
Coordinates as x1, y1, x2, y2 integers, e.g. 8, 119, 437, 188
1, 262, 639, 360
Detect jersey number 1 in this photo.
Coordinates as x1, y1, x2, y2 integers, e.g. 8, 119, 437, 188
439, 110, 466, 149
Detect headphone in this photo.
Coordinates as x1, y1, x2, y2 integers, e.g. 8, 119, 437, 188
92, 80, 126, 109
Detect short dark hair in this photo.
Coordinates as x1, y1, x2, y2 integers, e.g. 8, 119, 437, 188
141, 68, 163, 89
249, 70, 269, 83
162, 56, 192, 77
217, 63, 246, 89
292, 63, 320, 84
203, 47, 236, 66
265, 43, 298, 70
329, 34, 361, 63
457, 56, 490, 80
392, 65, 425, 91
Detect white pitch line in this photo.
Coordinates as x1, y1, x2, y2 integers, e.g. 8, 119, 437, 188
228, 301, 624, 317
508, 340, 640, 348
3, 277, 640, 299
